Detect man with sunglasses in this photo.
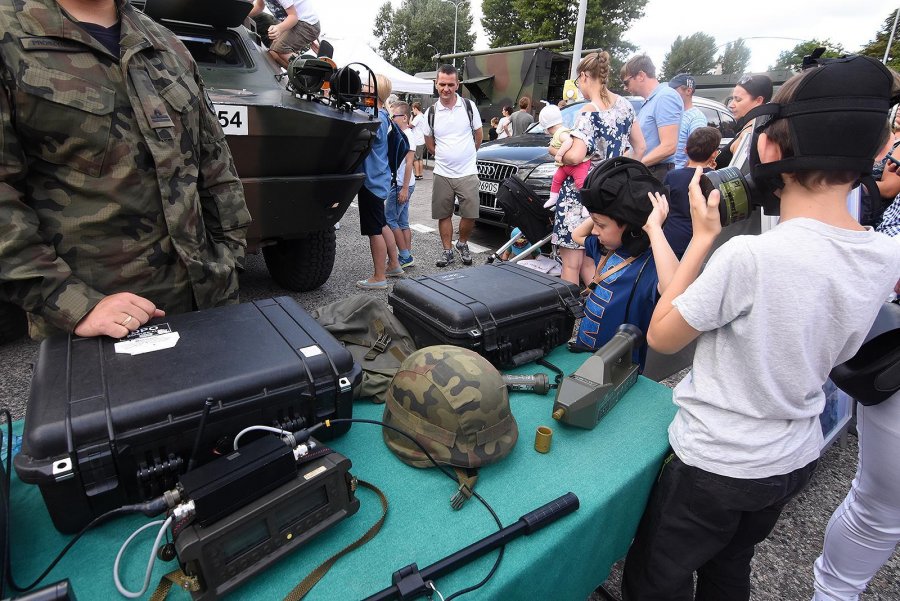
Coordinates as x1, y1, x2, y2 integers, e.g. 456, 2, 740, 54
620, 54, 683, 181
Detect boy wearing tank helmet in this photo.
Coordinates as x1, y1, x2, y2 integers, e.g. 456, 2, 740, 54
621, 56, 900, 600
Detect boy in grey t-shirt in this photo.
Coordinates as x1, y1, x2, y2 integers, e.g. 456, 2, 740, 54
622, 56, 900, 600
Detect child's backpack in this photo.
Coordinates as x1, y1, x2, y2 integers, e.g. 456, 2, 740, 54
387, 116, 411, 188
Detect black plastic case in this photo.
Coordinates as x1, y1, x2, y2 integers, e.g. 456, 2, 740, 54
14, 297, 360, 533
389, 263, 583, 368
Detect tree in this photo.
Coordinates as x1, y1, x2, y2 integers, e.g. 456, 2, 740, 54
660, 33, 717, 81
771, 39, 846, 72
481, 0, 647, 62
374, 0, 476, 76
718, 38, 751, 76
858, 10, 900, 69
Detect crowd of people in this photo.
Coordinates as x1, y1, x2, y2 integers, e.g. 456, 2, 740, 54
0, 2, 898, 599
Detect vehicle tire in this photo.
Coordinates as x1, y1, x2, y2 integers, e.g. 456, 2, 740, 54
262, 229, 337, 292
0, 302, 27, 344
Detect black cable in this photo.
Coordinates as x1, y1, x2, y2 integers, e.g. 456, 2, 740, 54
536, 358, 564, 389
2, 452, 165, 596
312, 418, 505, 600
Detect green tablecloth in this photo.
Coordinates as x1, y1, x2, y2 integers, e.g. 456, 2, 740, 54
8, 346, 677, 600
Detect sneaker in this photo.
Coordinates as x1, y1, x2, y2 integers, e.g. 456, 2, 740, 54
399, 255, 415, 269
455, 241, 472, 265
435, 249, 455, 267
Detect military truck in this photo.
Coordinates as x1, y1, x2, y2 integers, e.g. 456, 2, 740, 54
0, 0, 378, 343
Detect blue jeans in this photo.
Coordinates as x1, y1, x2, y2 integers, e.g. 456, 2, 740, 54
385, 183, 413, 230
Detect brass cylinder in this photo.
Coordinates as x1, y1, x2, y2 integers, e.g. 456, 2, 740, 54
534, 426, 553, 453
552, 407, 565, 421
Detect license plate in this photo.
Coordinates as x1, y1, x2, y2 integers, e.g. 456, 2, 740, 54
479, 181, 499, 195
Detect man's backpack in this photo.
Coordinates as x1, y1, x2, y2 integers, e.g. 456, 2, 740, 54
312, 295, 418, 403
386, 112, 411, 188
426, 97, 476, 141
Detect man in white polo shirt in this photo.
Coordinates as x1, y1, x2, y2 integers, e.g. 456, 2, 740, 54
422, 64, 483, 266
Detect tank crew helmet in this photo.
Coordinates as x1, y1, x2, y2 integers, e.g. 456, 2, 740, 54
382, 345, 519, 509
579, 156, 664, 256
742, 55, 896, 213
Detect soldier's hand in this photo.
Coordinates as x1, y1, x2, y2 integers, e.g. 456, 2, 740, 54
74, 293, 165, 339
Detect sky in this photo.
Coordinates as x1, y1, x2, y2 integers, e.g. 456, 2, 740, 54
316, 0, 897, 74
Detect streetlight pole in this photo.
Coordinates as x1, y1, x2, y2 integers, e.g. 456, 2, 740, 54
440, 0, 466, 66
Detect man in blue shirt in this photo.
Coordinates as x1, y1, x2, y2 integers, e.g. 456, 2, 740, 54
668, 73, 707, 168
621, 55, 683, 182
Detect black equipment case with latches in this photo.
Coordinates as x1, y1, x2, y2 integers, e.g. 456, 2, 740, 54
14, 296, 360, 533
388, 263, 583, 368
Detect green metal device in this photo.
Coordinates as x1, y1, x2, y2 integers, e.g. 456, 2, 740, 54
551, 324, 642, 429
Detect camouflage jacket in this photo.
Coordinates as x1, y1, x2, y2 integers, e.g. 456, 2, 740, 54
0, 0, 251, 339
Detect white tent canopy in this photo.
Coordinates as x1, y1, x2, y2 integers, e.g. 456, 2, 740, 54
323, 36, 434, 95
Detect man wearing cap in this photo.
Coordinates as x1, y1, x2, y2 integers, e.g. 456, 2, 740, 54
669, 74, 708, 169
621, 54, 683, 181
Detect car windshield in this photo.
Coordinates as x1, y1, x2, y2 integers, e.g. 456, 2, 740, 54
525, 97, 644, 134
525, 102, 588, 134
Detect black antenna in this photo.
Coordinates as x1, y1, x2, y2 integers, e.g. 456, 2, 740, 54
187, 398, 214, 472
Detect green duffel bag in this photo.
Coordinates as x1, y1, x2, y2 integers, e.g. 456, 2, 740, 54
312, 295, 418, 403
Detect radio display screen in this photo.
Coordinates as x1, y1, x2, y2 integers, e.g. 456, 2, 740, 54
222, 521, 269, 565
277, 485, 329, 532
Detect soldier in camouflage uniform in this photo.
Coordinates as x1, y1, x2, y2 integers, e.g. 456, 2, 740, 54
383, 345, 518, 508
0, 0, 250, 340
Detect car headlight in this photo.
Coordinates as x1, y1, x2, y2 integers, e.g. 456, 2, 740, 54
525, 162, 559, 180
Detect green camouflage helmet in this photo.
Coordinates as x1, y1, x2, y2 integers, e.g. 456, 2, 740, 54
382, 345, 518, 470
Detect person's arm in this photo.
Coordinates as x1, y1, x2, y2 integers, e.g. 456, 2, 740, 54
193, 62, 251, 271
472, 105, 483, 150
643, 191, 678, 294
0, 64, 163, 337
625, 120, 647, 160
269, 4, 299, 38
571, 215, 594, 247
555, 133, 574, 163
646, 168, 721, 354
248, 0, 265, 17
399, 149, 414, 203
641, 123, 678, 166
423, 109, 435, 154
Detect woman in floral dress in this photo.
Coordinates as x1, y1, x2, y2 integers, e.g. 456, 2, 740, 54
552, 51, 646, 286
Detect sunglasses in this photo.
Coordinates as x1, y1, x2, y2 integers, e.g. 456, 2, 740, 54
621, 75, 634, 87
392, 114, 407, 119
738, 75, 754, 86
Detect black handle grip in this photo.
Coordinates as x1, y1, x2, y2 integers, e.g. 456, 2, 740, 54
510, 348, 545, 367
519, 492, 580, 534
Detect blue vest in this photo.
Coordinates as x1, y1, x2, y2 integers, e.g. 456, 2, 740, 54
576, 236, 658, 369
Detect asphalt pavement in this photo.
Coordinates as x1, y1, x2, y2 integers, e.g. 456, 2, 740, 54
0, 170, 896, 599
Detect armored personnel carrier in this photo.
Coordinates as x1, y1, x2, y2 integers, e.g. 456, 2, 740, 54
0, 0, 378, 343
144, 0, 377, 291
